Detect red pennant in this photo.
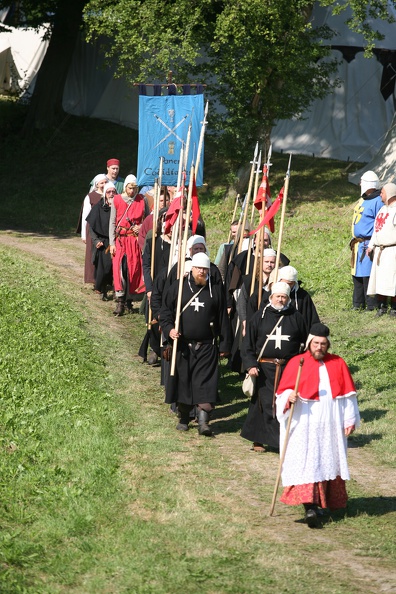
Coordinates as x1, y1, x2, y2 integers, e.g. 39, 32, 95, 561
164, 195, 181, 234
254, 165, 274, 232
249, 186, 284, 236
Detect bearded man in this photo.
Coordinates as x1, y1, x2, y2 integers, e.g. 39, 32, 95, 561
160, 253, 231, 436
241, 282, 307, 452
276, 323, 360, 528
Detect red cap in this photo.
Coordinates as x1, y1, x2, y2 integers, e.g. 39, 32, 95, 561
107, 158, 120, 167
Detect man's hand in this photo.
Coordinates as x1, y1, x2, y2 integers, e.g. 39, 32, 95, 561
110, 245, 116, 257
345, 425, 355, 436
96, 241, 104, 249
169, 328, 181, 340
248, 367, 259, 377
288, 390, 299, 404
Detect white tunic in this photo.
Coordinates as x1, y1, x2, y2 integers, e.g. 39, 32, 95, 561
276, 362, 360, 487
367, 203, 396, 297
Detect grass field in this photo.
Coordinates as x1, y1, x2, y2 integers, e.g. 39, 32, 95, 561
1, 99, 395, 593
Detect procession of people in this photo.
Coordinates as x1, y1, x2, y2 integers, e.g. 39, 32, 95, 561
77, 155, 395, 528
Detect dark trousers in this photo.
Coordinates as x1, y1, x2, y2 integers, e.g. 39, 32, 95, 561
352, 276, 377, 310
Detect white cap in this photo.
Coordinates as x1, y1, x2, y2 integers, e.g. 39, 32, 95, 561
271, 281, 291, 296
103, 181, 116, 195
123, 174, 137, 190
191, 253, 210, 269
382, 182, 396, 204
93, 173, 107, 189
263, 248, 277, 258
278, 265, 298, 282
360, 170, 380, 196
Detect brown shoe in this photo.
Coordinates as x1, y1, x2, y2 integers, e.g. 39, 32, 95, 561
251, 442, 266, 452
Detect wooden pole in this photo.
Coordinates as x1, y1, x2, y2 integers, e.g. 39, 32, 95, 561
238, 142, 259, 254
170, 165, 195, 376
245, 149, 262, 277
269, 357, 304, 517
147, 157, 164, 329
227, 194, 240, 244
274, 154, 292, 282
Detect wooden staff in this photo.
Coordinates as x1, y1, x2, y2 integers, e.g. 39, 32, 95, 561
269, 357, 304, 517
250, 146, 273, 299
147, 157, 164, 330
274, 154, 292, 282
245, 149, 262, 277
170, 165, 195, 376
238, 142, 259, 254
167, 147, 185, 275
227, 193, 240, 244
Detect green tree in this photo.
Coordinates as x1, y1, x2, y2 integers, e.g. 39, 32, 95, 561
84, 0, 394, 162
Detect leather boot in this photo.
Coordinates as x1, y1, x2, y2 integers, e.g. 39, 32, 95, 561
198, 409, 213, 437
176, 404, 191, 431
113, 298, 125, 316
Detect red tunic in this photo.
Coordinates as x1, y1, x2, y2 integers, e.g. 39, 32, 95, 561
112, 194, 146, 295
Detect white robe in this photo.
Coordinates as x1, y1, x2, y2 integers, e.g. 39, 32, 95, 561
276, 362, 360, 487
367, 203, 396, 297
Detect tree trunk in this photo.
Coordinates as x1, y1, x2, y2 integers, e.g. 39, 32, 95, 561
22, 0, 86, 135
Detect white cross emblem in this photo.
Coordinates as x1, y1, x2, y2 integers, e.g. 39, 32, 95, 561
266, 326, 290, 349
153, 113, 189, 148
190, 297, 205, 312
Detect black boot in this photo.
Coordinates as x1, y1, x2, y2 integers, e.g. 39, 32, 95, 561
376, 303, 388, 317
176, 404, 191, 431
113, 297, 125, 316
197, 409, 213, 437
303, 504, 319, 528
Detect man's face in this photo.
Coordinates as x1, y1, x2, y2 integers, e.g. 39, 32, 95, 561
159, 193, 170, 209
380, 187, 387, 204
191, 243, 205, 256
192, 266, 208, 285
230, 224, 238, 239
309, 337, 329, 360
107, 165, 119, 180
262, 256, 276, 274
263, 233, 270, 248
270, 292, 289, 310
125, 183, 138, 198
105, 188, 116, 204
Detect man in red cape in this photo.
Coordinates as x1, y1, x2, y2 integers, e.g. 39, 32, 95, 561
276, 323, 360, 528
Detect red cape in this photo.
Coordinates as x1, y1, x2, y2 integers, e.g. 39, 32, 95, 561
277, 351, 356, 401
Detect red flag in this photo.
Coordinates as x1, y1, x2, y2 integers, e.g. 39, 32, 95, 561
254, 164, 274, 232
191, 174, 200, 234
164, 195, 181, 234
249, 186, 284, 237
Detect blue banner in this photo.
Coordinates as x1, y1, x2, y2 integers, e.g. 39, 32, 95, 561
137, 94, 204, 187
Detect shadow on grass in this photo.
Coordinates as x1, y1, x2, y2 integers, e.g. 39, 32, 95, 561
347, 433, 383, 448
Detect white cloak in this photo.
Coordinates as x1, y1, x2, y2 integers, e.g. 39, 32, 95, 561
276, 362, 360, 487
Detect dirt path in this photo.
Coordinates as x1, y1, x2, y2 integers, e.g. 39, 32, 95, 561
1, 230, 395, 593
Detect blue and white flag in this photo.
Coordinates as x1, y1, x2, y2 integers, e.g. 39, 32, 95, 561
137, 94, 204, 187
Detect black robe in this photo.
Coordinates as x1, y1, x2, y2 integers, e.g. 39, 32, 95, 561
86, 198, 112, 293
160, 274, 232, 406
241, 304, 308, 448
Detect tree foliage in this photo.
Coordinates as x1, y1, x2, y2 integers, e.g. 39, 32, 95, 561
84, 0, 395, 161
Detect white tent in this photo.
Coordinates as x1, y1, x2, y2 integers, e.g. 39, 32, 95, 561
0, 25, 49, 96
271, 4, 396, 164
63, 35, 139, 130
